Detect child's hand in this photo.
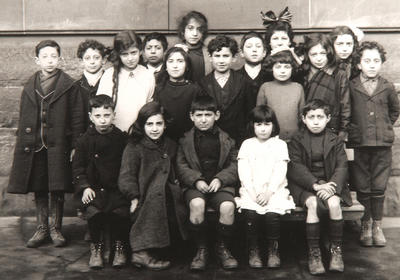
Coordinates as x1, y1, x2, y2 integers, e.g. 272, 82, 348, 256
208, 178, 221, 193
256, 190, 273, 207
130, 199, 139, 213
320, 182, 336, 196
174, 43, 189, 52
82, 188, 96, 204
195, 180, 209, 193
316, 189, 332, 200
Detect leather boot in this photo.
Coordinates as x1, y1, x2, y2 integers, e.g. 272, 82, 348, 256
308, 247, 325, 275
89, 242, 104, 269
190, 247, 209, 270
267, 240, 280, 268
248, 246, 263, 268
26, 195, 49, 248
329, 242, 344, 272
49, 193, 67, 247
132, 250, 171, 270
112, 240, 126, 268
372, 220, 386, 247
216, 241, 238, 270
360, 220, 373, 247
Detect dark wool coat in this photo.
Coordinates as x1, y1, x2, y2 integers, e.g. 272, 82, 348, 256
176, 127, 239, 196
303, 67, 351, 134
118, 137, 188, 251
72, 125, 129, 216
287, 129, 352, 206
8, 70, 85, 194
197, 70, 248, 146
73, 75, 101, 130
347, 75, 400, 147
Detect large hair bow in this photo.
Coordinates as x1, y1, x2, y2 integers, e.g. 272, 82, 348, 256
261, 6, 292, 26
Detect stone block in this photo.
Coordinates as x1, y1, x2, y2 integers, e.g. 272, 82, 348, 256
384, 176, 400, 216
0, 0, 23, 31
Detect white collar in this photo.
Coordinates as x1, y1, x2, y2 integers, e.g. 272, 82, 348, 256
83, 70, 103, 87
147, 64, 162, 74
244, 63, 261, 80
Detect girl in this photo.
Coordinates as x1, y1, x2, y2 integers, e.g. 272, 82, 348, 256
301, 33, 350, 140
175, 10, 212, 82
235, 105, 295, 268
330, 25, 363, 79
97, 30, 155, 132
261, 7, 303, 66
154, 47, 203, 142
118, 102, 187, 270
256, 50, 304, 141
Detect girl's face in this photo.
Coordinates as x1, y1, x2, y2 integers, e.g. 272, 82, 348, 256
270, 31, 290, 50
254, 121, 273, 142
334, 34, 354, 60
184, 18, 203, 47
272, 62, 292, 82
144, 114, 166, 140
242, 37, 266, 65
166, 52, 186, 82
308, 44, 328, 69
119, 45, 141, 71
82, 48, 103, 74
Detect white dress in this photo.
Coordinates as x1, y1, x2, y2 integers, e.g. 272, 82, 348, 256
96, 65, 155, 132
235, 136, 295, 215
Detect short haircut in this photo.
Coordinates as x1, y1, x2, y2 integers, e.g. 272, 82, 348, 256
143, 32, 168, 51
89, 95, 115, 111
207, 35, 238, 56
247, 105, 280, 137
240, 31, 265, 50
355, 41, 386, 64
302, 33, 336, 72
190, 95, 218, 113
178, 11, 208, 43
264, 50, 297, 70
35, 40, 61, 57
301, 99, 331, 117
76, 39, 106, 59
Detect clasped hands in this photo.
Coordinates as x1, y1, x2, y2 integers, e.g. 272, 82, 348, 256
313, 181, 337, 200
195, 178, 221, 194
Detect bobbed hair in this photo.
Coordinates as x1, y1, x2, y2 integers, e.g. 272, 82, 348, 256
247, 105, 280, 138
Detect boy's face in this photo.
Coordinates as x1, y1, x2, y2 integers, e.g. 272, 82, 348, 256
144, 39, 165, 67
210, 47, 234, 74
241, 37, 266, 65
272, 62, 292, 82
89, 106, 115, 134
308, 43, 328, 70
120, 46, 141, 71
184, 18, 203, 47
166, 52, 186, 81
81, 48, 104, 74
190, 110, 220, 131
35, 46, 60, 76
270, 31, 290, 50
302, 108, 331, 134
334, 34, 354, 60
144, 114, 166, 140
358, 49, 382, 79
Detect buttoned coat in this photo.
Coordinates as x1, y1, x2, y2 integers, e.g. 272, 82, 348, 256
118, 137, 188, 252
287, 129, 352, 206
8, 70, 85, 194
176, 127, 239, 196
347, 75, 400, 147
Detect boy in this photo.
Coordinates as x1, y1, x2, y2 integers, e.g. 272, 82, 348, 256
142, 32, 168, 81
72, 95, 130, 269
8, 40, 85, 248
198, 35, 248, 146
75, 39, 107, 129
236, 31, 270, 114
287, 100, 352, 275
176, 95, 239, 271
348, 41, 400, 247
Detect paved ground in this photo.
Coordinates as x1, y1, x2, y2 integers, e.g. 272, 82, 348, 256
1, 217, 400, 280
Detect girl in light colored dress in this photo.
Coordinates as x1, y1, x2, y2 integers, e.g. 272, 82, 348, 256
235, 105, 295, 269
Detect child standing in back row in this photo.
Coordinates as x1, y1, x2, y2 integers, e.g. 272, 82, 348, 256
348, 41, 400, 247
8, 40, 85, 248
97, 30, 155, 132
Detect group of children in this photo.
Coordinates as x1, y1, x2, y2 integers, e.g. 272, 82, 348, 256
7, 6, 399, 276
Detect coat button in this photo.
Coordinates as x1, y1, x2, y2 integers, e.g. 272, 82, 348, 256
94, 154, 99, 158
25, 127, 32, 133
24, 147, 30, 153
43, 123, 47, 128
162, 153, 168, 159
369, 112, 374, 116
